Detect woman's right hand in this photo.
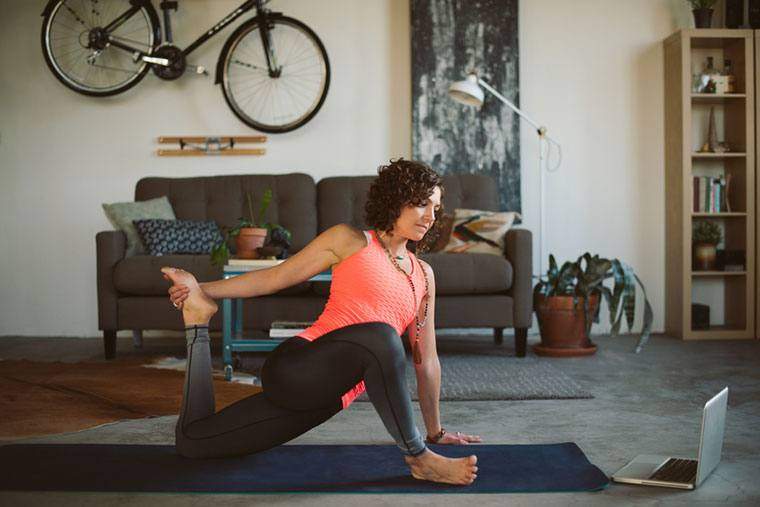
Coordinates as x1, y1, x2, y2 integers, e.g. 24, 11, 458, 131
163, 271, 191, 309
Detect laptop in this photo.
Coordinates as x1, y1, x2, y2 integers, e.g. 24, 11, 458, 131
611, 387, 728, 490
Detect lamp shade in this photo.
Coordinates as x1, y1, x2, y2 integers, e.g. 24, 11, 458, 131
448, 73, 484, 107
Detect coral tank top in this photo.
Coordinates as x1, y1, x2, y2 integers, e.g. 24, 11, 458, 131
297, 229, 428, 409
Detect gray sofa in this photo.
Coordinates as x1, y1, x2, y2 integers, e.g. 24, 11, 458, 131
96, 173, 533, 359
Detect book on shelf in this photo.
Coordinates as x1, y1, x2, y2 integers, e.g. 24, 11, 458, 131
269, 321, 313, 338
227, 258, 284, 267
692, 174, 732, 213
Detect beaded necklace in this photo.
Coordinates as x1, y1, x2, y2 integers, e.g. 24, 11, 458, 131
375, 230, 429, 364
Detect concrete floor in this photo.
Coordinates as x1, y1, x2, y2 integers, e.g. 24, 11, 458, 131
0, 332, 759, 506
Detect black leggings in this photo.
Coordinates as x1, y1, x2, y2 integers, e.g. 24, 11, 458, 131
175, 321, 427, 459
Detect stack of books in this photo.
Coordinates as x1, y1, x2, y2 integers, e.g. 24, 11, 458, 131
693, 174, 731, 212
269, 321, 313, 338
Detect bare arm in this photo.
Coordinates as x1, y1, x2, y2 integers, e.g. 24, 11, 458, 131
410, 260, 442, 438
198, 224, 353, 300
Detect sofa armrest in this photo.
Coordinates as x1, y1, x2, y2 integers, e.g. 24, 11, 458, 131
96, 230, 126, 331
504, 228, 533, 328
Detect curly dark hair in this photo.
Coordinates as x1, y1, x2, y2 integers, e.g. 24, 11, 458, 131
364, 158, 445, 253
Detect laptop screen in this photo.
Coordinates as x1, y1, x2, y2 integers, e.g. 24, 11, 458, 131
696, 387, 728, 486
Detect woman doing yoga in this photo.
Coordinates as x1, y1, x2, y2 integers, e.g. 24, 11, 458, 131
161, 159, 481, 485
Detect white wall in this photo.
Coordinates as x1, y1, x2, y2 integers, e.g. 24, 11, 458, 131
0, 1, 694, 337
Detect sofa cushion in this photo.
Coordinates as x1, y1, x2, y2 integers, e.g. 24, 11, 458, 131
133, 219, 223, 256
418, 252, 512, 295
102, 195, 176, 257
114, 255, 311, 296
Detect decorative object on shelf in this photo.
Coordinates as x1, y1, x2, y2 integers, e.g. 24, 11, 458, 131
687, 0, 717, 28
716, 249, 746, 271
532, 253, 654, 355
156, 136, 266, 156
696, 56, 719, 93
715, 59, 736, 94
708, 106, 719, 152
211, 189, 290, 267
691, 303, 710, 329
725, 0, 744, 28
692, 220, 722, 270
750, 0, 760, 28
448, 72, 561, 279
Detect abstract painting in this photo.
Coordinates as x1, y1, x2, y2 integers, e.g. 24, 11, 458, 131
411, 0, 520, 215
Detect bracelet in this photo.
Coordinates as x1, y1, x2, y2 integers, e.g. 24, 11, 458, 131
425, 427, 446, 444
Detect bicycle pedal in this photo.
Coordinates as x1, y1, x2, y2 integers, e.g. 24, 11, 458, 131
186, 64, 208, 76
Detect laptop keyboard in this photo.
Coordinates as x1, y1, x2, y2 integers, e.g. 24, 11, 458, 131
649, 458, 698, 483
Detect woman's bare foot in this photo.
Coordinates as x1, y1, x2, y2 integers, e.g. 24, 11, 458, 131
161, 267, 218, 326
404, 448, 478, 485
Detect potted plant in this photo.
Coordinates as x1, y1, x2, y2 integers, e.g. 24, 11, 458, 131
692, 220, 722, 271
687, 0, 716, 28
533, 253, 653, 356
210, 189, 291, 267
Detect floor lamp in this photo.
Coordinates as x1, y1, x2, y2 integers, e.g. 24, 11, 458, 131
448, 72, 562, 280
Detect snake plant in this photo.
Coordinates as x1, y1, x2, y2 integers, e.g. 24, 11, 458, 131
533, 253, 654, 353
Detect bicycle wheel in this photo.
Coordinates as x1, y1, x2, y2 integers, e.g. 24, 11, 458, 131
41, 0, 159, 97
220, 16, 330, 133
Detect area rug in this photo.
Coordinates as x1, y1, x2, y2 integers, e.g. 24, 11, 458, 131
0, 357, 261, 441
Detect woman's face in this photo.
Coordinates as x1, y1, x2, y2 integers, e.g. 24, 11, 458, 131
393, 186, 442, 241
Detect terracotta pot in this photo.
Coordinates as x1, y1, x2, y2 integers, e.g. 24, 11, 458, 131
533, 293, 599, 357
693, 242, 717, 271
235, 227, 268, 259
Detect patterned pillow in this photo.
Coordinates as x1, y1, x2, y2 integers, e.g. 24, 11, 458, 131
132, 219, 224, 256
443, 208, 522, 256
102, 196, 176, 257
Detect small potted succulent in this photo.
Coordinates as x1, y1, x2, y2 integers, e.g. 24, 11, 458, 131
692, 220, 722, 271
211, 189, 291, 267
687, 0, 716, 28
533, 253, 653, 356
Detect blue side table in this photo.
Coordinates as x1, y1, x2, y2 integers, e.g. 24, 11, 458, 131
221, 263, 332, 381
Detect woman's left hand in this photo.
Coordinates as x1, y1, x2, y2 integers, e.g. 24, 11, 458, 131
437, 430, 482, 445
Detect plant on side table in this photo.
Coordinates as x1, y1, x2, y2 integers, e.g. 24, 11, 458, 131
211, 189, 292, 268
692, 220, 722, 271
532, 253, 653, 356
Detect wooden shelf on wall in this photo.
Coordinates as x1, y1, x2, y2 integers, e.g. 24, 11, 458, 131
663, 29, 756, 341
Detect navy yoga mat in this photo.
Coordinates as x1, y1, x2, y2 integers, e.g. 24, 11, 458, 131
0, 442, 609, 494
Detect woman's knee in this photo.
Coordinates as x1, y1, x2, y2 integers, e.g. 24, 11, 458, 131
358, 322, 406, 368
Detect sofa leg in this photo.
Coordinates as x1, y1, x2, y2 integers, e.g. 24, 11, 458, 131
515, 327, 527, 357
103, 331, 117, 360
494, 327, 504, 345
132, 329, 143, 349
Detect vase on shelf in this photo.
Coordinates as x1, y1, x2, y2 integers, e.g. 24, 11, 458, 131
694, 242, 718, 270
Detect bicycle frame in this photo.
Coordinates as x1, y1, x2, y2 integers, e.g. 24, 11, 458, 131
92, 0, 281, 73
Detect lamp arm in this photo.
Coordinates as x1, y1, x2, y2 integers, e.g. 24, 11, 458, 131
477, 78, 544, 135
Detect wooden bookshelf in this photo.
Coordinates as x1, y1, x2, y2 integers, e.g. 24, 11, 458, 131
664, 29, 755, 340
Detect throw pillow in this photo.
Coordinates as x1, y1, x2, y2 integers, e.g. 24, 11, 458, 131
132, 219, 224, 256
442, 208, 522, 256
417, 212, 454, 253
102, 196, 176, 257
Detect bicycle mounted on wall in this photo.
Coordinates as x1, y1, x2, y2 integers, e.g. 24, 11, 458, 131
40, 0, 330, 133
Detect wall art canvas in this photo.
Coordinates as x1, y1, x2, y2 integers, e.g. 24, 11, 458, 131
411, 0, 520, 215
